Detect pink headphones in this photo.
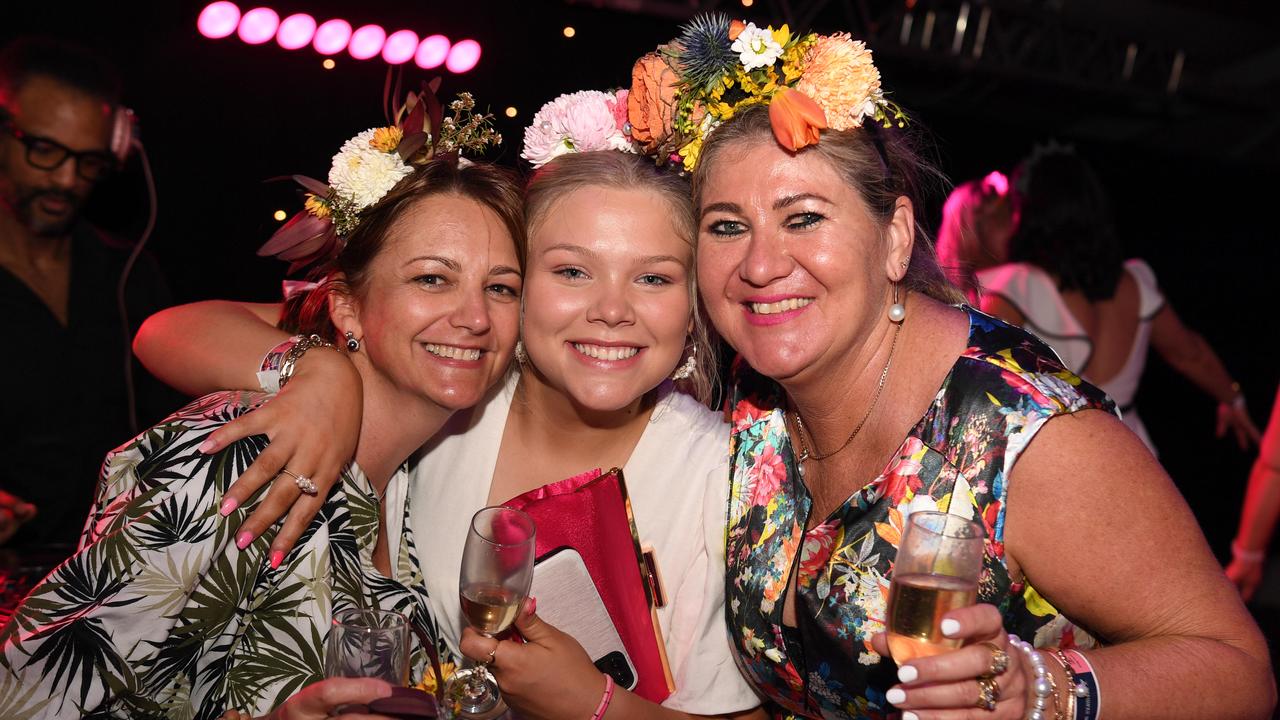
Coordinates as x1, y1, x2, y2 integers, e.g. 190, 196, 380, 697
109, 105, 137, 165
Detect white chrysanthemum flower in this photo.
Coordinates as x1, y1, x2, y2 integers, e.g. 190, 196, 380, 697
521, 90, 635, 168
732, 23, 784, 71
328, 129, 413, 210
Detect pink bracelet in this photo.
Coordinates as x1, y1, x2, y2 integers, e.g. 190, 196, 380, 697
590, 673, 615, 720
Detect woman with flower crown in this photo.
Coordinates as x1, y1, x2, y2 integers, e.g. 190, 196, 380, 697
0, 98, 527, 719
133, 94, 767, 718
611, 13, 1268, 720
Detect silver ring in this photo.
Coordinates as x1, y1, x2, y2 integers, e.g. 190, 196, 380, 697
279, 468, 317, 495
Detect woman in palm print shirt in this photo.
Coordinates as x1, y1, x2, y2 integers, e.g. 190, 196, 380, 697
0, 157, 526, 719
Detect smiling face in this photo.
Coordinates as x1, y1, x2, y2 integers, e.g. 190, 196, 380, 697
336, 192, 523, 414
520, 185, 693, 413
0, 75, 113, 236
695, 138, 912, 384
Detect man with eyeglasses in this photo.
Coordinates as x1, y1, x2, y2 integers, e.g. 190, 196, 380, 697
0, 37, 176, 555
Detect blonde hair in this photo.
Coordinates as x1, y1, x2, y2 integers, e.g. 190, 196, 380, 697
692, 105, 964, 306
525, 151, 718, 404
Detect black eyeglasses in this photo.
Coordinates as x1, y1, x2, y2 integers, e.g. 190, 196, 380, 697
2, 121, 116, 181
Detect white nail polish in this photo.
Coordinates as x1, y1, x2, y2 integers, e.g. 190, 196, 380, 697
886, 687, 907, 705
902, 712, 919, 720
940, 618, 961, 637
898, 664, 919, 683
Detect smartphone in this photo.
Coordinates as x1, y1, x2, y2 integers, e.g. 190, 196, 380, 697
532, 546, 638, 690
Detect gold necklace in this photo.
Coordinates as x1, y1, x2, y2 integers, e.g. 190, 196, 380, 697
790, 320, 902, 463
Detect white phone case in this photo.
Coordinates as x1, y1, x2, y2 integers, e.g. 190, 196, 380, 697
531, 547, 639, 689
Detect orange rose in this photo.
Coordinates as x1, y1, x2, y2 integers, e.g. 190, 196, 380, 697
628, 52, 680, 153
729, 19, 746, 40
769, 87, 827, 151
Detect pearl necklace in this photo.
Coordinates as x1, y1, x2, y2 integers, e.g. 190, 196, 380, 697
789, 320, 902, 463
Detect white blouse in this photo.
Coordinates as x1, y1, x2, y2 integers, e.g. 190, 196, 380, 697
409, 372, 760, 714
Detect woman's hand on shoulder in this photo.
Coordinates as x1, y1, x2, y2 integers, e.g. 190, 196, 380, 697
207, 346, 363, 564
871, 604, 1035, 719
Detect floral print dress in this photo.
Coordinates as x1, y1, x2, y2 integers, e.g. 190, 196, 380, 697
724, 307, 1115, 719
0, 391, 448, 719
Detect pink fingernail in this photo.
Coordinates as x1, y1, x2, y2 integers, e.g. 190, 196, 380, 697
219, 497, 239, 516
524, 597, 537, 616
269, 550, 284, 569
198, 439, 217, 453
235, 531, 253, 550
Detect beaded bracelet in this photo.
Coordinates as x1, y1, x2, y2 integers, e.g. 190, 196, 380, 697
1057, 649, 1100, 720
1008, 634, 1058, 720
591, 672, 615, 720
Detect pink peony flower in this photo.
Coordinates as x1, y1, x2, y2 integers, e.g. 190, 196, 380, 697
521, 90, 636, 168
610, 89, 630, 135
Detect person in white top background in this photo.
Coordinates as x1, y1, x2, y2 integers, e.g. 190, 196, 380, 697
975, 145, 1260, 456
134, 125, 767, 717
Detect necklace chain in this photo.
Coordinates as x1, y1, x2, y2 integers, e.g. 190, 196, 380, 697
790, 320, 902, 463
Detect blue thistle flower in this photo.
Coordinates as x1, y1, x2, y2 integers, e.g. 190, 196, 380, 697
673, 13, 737, 93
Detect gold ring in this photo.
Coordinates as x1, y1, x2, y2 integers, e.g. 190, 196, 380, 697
975, 675, 999, 711
483, 648, 497, 667
981, 641, 1010, 675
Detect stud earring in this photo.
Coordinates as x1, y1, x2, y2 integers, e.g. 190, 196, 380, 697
888, 282, 906, 323
345, 331, 361, 352
671, 345, 697, 381
514, 340, 528, 365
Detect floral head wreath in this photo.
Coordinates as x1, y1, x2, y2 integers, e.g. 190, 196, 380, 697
624, 13, 906, 172
259, 80, 502, 273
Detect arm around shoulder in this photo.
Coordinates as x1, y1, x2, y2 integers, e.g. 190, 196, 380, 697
134, 300, 287, 395
1004, 408, 1275, 719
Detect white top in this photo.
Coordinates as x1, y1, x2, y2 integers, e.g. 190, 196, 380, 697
409, 372, 761, 714
977, 259, 1166, 451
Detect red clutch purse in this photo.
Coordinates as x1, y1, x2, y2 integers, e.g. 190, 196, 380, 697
504, 467, 673, 704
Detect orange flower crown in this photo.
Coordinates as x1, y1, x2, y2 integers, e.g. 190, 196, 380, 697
626, 13, 906, 171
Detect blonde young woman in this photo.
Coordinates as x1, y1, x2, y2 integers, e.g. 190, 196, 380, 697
134, 143, 766, 718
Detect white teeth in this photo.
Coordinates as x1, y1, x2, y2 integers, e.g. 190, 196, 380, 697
424, 343, 481, 361
573, 343, 640, 361
750, 298, 813, 315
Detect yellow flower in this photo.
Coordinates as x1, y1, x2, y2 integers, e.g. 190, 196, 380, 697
304, 194, 330, 219
416, 661, 457, 694
679, 136, 704, 172
370, 126, 403, 152
795, 33, 883, 131
770, 24, 792, 47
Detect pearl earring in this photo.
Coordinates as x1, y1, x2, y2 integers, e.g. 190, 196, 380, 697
888, 282, 906, 323
345, 331, 360, 352
671, 345, 697, 381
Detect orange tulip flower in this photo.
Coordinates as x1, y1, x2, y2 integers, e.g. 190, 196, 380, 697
769, 87, 828, 151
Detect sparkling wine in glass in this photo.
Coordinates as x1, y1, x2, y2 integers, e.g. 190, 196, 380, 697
886, 510, 984, 663
324, 607, 410, 685
443, 506, 536, 718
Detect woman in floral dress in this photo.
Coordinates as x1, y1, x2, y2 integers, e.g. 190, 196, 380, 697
0, 153, 526, 719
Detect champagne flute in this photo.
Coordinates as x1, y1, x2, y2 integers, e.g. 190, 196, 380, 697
325, 607, 411, 684
444, 506, 536, 718
886, 510, 985, 663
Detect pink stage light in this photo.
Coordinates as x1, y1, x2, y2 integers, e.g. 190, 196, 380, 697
415, 35, 451, 69
348, 24, 387, 60
277, 13, 317, 50
237, 7, 280, 45
445, 39, 482, 73
313, 19, 352, 55
197, 2, 241, 39
382, 30, 419, 65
